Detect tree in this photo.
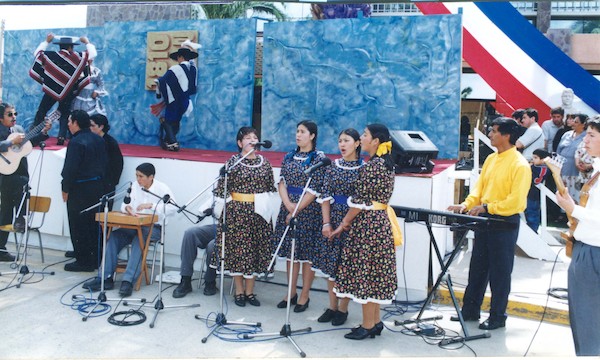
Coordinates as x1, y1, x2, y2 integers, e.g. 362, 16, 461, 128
192, 1, 287, 21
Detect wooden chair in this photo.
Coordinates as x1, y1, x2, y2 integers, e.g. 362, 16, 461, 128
0, 196, 51, 263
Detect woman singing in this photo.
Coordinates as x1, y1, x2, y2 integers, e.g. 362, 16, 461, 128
211, 127, 276, 307
315, 128, 363, 326
330, 123, 397, 340
272, 120, 327, 312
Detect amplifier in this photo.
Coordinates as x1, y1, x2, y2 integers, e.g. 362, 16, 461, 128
390, 130, 438, 174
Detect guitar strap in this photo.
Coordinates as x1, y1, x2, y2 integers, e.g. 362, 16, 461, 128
578, 171, 599, 208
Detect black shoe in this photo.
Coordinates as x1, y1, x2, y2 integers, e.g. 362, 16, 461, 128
172, 280, 193, 298
245, 293, 261, 307
64, 261, 96, 272
57, 137, 65, 146
344, 326, 376, 340
373, 321, 384, 335
234, 293, 246, 307
478, 318, 506, 330
450, 314, 480, 322
318, 309, 336, 323
119, 281, 133, 298
203, 281, 218, 296
0, 251, 15, 262
65, 251, 75, 258
332, 310, 349, 326
83, 277, 114, 291
293, 298, 310, 313
277, 293, 297, 308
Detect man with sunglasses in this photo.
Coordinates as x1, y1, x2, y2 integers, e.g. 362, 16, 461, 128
0, 103, 51, 261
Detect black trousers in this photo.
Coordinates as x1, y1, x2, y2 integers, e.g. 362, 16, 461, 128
0, 175, 28, 249
461, 214, 520, 321
66, 180, 104, 267
34, 93, 75, 139
160, 121, 180, 145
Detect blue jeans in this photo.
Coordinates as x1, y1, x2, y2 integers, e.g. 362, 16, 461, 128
103, 226, 161, 283
525, 198, 541, 232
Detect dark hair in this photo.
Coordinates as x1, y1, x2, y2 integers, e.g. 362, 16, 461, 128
532, 148, 550, 159
90, 114, 110, 132
136, 162, 156, 177
586, 116, 600, 133
550, 107, 564, 116
525, 108, 539, 122
236, 126, 258, 151
511, 109, 525, 121
574, 113, 589, 126
296, 120, 318, 152
366, 123, 395, 171
0, 102, 14, 116
339, 128, 361, 160
491, 117, 523, 145
70, 110, 91, 129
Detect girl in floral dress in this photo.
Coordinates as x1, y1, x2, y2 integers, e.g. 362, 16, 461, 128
212, 127, 276, 307
330, 123, 397, 340
315, 128, 362, 326
272, 120, 327, 312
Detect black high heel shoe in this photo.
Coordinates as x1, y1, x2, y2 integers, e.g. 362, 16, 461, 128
373, 321, 384, 335
293, 298, 310, 313
344, 326, 376, 340
276, 293, 297, 308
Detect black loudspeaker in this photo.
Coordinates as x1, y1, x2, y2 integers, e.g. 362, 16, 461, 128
390, 130, 438, 174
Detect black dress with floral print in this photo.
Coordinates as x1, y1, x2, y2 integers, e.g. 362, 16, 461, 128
210, 154, 275, 277
334, 157, 398, 304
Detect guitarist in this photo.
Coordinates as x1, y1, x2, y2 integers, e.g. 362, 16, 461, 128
556, 116, 600, 356
0, 103, 51, 262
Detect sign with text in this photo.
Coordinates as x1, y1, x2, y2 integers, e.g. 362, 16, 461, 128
145, 30, 198, 90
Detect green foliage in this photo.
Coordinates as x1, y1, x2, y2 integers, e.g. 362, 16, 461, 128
192, 1, 287, 21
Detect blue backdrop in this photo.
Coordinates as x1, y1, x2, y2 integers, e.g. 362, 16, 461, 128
261, 15, 462, 159
2, 18, 257, 152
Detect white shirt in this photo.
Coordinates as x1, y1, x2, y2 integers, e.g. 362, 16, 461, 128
121, 179, 176, 225
34, 39, 97, 60
541, 120, 561, 152
518, 123, 545, 161
572, 158, 600, 247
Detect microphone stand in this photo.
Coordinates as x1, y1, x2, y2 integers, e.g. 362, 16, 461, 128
0, 184, 55, 286
125, 188, 200, 328
244, 173, 314, 358
80, 184, 139, 321
195, 145, 261, 343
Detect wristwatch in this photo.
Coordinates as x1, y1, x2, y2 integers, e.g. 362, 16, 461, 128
482, 203, 488, 213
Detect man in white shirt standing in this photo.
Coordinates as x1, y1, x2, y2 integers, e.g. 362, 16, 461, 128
516, 108, 545, 162
541, 107, 564, 152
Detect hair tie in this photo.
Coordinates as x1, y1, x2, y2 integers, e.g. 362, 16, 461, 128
376, 141, 392, 157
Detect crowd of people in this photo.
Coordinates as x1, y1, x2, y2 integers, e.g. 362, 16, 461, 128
1, 34, 599, 351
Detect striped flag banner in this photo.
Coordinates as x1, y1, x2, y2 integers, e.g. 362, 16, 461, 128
417, 2, 600, 117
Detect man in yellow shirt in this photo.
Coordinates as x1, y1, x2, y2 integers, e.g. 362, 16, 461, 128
448, 117, 531, 330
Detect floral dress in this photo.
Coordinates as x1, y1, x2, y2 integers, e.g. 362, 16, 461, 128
272, 150, 327, 263
334, 157, 398, 304
557, 130, 586, 202
313, 158, 362, 280
210, 154, 275, 277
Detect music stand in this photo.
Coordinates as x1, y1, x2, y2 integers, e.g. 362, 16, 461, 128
80, 185, 144, 321
394, 220, 490, 344
195, 146, 261, 343
244, 175, 315, 358
0, 184, 54, 286
126, 189, 200, 328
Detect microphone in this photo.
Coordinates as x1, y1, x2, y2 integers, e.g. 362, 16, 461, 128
124, 182, 132, 204
304, 157, 332, 175
252, 140, 272, 149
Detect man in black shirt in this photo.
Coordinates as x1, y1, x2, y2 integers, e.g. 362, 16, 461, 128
61, 110, 107, 271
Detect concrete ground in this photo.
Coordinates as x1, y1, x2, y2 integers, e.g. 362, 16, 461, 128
0, 246, 575, 359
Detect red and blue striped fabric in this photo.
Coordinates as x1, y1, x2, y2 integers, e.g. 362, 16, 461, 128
417, 2, 599, 117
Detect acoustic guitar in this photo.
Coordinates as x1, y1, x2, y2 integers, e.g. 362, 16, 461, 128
0, 110, 61, 175
543, 155, 576, 257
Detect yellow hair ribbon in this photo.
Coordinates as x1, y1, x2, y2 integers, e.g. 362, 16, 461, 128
376, 141, 392, 157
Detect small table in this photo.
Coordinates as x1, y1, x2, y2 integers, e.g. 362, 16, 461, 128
95, 211, 158, 291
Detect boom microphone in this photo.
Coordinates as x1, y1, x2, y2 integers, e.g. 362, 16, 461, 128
123, 182, 133, 204
252, 140, 272, 149
304, 157, 332, 175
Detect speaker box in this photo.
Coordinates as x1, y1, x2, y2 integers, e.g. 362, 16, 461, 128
390, 130, 438, 174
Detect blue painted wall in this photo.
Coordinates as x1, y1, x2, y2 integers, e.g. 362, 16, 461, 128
2, 18, 256, 152
261, 15, 462, 159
